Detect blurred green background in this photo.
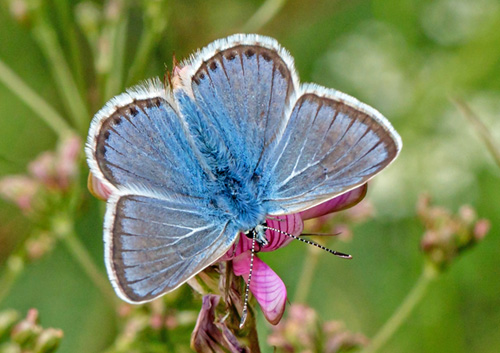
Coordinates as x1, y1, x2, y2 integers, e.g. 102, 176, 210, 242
0, 0, 499, 352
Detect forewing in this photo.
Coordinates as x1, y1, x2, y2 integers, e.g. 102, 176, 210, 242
86, 82, 236, 302
106, 193, 238, 303
86, 81, 207, 198
175, 34, 298, 173
263, 85, 402, 214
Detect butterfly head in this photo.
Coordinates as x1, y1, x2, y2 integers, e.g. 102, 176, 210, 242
243, 222, 269, 246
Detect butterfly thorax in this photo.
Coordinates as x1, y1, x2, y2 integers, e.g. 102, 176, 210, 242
188, 118, 269, 236
208, 161, 268, 237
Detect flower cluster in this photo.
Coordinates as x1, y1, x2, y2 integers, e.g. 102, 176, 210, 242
268, 304, 368, 352
103, 290, 199, 353
0, 135, 81, 215
418, 194, 490, 270
0, 308, 63, 353
0, 136, 82, 265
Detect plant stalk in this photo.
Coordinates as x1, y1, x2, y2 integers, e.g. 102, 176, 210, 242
453, 98, 500, 168
360, 263, 439, 353
294, 243, 322, 303
31, 13, 90, 134
0, 59, 73, 138
0, 255, 24, 305
242, 0, 287, 32
54, 218, 117, 308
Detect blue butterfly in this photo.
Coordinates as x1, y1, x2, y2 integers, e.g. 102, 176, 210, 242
86, 34, 402, 303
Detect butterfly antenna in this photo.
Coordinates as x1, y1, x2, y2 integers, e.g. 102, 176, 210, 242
240, 236, 256, 328
265, 226, 352, 259
300, 231, 342, 236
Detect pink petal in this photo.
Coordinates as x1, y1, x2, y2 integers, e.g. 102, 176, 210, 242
263, 213, 303, 252
220, 213, 304, 261
299, 184, 368, 221
87, 172, 113, 201
56, 135, 82, 190
28, 152, 57, 189
0, 175, 40, 212
233, 252, 286, 325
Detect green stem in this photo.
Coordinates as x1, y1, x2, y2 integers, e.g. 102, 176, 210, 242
242, 0, 287, 32
104, 16, 128, 100
126, 29, 155, 86
53, 0, 86, 94
126, 0, 169, 86
453, 98, 500, 169
54, 218, 118, 308
0, 255, 24, 305
294, 244, 322, 303
245, 305, 262, 353
360, 263, 439, 353
31, 12, 90, 135
0, 59, 73, 138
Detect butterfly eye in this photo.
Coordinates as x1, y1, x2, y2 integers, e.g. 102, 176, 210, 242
243, 229, 254, 238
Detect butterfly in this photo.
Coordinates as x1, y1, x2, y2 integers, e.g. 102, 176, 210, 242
86, 34, 402, 304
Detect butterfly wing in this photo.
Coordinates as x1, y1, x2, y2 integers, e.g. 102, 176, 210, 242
261, 84, 402, 215
87, 35, 402, 302
86, 82, 238, 303
174, 34, 400, 216
87, 81, 208, 197
105, 193, 236, 303
174, 34, 298, 175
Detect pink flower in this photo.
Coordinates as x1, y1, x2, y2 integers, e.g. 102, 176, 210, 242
88, 172, 113, 201
220, 184, 368, 325
28, 135, 82, 191
0, 175, 41, 212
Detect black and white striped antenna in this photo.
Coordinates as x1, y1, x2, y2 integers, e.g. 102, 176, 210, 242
239, 225, 351, 328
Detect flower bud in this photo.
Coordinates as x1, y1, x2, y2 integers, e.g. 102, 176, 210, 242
0, 175, 40, 213
11, 309, 41, 346
34, 328, 63, 353
75, 2, 101, 40
27, 135, 82, 191
25, 231, 56, 261
323, 321, 368, 353
473, 219, 490, 241
56, 135, 82, 190
28, 152, 57, 190
8, 0, 30, 25
0, 310, 20, 339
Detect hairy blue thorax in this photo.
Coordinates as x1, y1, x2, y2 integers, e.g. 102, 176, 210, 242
175, 90, 267, 231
